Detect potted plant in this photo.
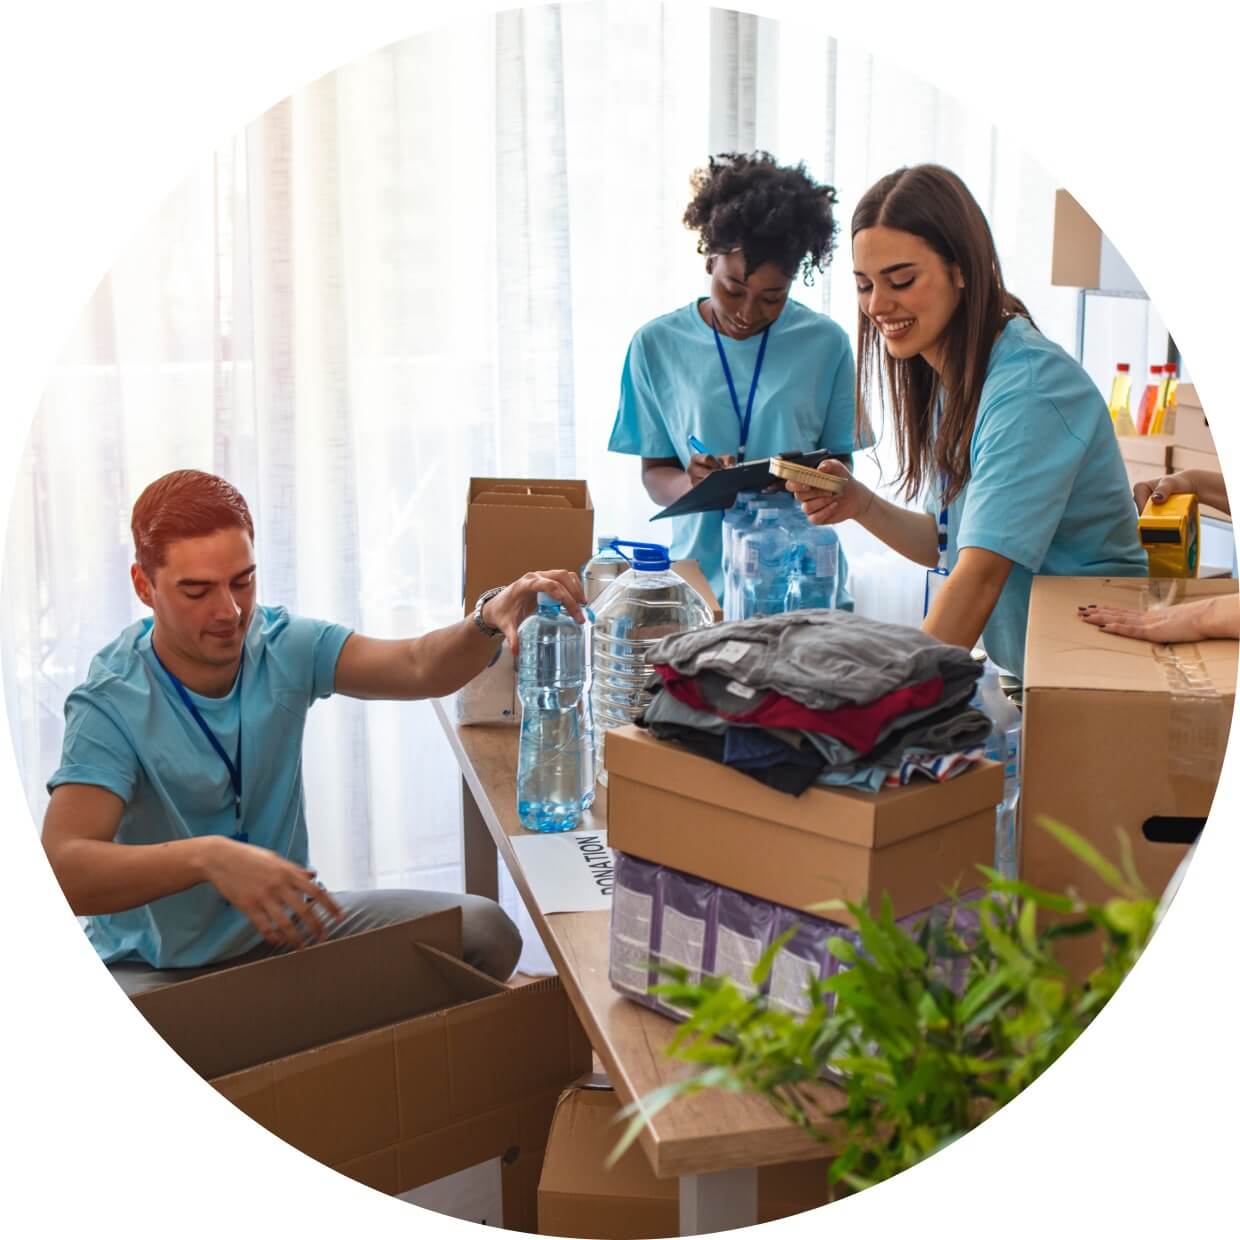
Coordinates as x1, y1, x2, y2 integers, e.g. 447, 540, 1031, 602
614, 819, 1163, 1199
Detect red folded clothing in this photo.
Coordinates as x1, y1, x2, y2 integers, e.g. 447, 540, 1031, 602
653, 665, 945, 755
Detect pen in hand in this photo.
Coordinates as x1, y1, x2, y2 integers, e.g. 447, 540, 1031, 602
688, 435, 712, 457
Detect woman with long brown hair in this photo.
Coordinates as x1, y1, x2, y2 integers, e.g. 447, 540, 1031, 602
787, 164, 1145, 678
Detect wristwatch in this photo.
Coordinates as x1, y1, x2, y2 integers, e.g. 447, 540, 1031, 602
471, 586, 505, 639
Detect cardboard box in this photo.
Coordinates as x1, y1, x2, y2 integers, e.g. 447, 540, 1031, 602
1173, 407, 1215, 455
1050, 189, 1102, 288
1022, 576, 1238, 978
537, 1087, 831, 1238
132, 910, 592, 1230
457, 560, 721, 726
604, 726, 1002, 926
461, 478, 595, 616
1170, 445, 1230, 522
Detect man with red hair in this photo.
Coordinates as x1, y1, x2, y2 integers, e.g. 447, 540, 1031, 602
42, 470, 585, 991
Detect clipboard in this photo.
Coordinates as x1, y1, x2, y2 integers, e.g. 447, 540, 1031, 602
651, 449, 844, 520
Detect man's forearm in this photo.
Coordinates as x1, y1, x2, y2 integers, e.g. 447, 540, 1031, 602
402, 620, 505, 699
48, 836, 216, 916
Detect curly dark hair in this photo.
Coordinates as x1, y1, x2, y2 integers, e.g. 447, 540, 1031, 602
683, 151, 839, 285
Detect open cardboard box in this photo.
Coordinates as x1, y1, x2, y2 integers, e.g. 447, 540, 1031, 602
1022, 575, 1238, 977
538, 1086, 831, 1239
131, 908, 592, 1230
604, 725, 1002, 926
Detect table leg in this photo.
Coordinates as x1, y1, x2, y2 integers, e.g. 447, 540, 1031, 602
678, 1167, 758, 1235
460, 775, 499, 901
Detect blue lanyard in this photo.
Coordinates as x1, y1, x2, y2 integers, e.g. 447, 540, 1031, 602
710, 310, 770, 463
151, 641, 246, 838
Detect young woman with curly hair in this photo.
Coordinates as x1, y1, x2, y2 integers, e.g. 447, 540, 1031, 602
608, 151, 858, 605
786, 164, 1146, 679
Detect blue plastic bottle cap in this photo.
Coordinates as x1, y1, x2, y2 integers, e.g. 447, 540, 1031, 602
536, 591, 559, 606
632, 545, 671, 571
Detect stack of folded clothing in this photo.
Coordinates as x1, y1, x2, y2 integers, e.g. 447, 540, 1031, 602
638, 610, 994, 795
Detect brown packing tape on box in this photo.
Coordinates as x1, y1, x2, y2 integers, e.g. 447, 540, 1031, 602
538, 1087, 832, 1239
1021, 576, 1238, 980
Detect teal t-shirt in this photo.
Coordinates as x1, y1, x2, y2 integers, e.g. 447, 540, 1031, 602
48, 606, 353, 969
608, 297, 858, 602
929, 316, 1146, 677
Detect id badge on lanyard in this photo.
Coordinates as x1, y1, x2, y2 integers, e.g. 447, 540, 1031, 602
923, 483, 950, 619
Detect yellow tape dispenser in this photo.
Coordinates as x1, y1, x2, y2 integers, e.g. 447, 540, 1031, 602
1139, 492, 1200, 578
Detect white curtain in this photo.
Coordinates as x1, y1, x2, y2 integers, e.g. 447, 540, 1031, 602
1, 1, 1077, 971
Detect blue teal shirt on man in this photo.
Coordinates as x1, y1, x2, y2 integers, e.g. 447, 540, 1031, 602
48, 605, 351, 969
928, 316, 1146, 677
609, 297, 858, 603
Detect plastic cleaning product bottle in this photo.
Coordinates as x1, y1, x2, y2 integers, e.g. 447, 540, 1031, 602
591, 541, 713, 783
1136, 363, 1164, 435
739, 508, 793, 619
789, 523, 840, 611
582, 535, 628, 606
1108, 362, 1136, 436
971, 653, 1023, 877
515, 594, 594, 832
1153, 361, 1179, 435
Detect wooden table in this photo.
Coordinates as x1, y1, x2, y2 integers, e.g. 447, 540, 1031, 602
433, 699, 844, 1234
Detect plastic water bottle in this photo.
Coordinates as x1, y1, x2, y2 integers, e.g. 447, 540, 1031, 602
516, 594, 594, 832
723, 495, 758, 621
788, 523, 840, 611
972, 654, 1022, 877
582, 536, 628, 606
738, 508, 793, 618
592, 541, 713, 783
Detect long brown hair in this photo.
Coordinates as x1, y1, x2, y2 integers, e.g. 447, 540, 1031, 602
852, 165, 1033, 504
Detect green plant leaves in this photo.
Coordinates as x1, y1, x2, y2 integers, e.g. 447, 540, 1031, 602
613, 820, 1159, 1194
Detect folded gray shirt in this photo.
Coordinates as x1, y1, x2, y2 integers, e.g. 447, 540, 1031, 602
649, 610, 981, 711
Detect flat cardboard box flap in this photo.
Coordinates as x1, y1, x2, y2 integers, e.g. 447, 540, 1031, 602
1023, 576, 1239, 696
132, 909, 499, 1079
604, 725, 1002, 850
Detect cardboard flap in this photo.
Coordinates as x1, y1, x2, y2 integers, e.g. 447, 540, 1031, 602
1116, 433, 1174, 470
132, 908, 487, 1078
474, 491, 573, 510
1024, 576, 1239, 694
604, 725, 1003, 848
468, 478, 590, 511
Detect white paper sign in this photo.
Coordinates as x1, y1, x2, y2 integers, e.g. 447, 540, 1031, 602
399, 1157, 504, 1227
509, 830, 615, 914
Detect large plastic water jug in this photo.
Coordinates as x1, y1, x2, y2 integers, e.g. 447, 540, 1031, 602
516, 593, 594, 832
591, 540, 713, 782
582, 535, 628, 606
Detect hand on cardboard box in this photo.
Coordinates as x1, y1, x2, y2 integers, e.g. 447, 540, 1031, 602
200, 836, 344, 949
484, 569, 588, 655
1078, 595, 1240, 642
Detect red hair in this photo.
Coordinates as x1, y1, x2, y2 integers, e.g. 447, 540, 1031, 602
131, 470, 254, 578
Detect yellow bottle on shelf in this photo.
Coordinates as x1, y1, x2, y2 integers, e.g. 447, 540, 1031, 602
1151, 361, 1179, 435
1108, 362, 1136, 436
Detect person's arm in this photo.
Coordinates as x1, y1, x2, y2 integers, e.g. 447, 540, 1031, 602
640, 454, 737, 507
923, 546, 1014, 648
1133, 468, 1231, 516
1079, 595, 1240, 642
787, 459, 940, 567
42, 783, 341, 948
334, 568, 587, 701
